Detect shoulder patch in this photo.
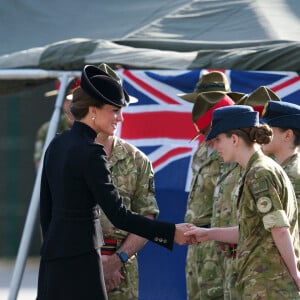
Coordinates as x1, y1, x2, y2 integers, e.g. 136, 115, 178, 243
249, 179, 269, 195
257, 197, 272, 213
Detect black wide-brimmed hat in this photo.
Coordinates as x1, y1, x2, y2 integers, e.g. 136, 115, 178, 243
97, 63, 138, 104
80, 65, 129, 108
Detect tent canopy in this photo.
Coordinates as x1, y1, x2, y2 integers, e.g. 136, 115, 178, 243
1, 0, 300, 74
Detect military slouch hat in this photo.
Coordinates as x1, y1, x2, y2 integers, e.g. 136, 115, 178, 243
237, 86, 281, 116
177, 71, 244, 104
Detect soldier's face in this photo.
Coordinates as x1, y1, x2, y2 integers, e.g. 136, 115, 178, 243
213, 133, 235, 163
261, 127, 288, 156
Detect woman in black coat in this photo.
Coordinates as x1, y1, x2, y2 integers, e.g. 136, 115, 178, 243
36, 65, 189, 300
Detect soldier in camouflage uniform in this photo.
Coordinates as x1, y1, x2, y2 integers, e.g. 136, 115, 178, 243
34, 114, 71, 169
261, 100, 300, 226
185, 141, 224, 300
34, 78, 79, 169
211, 162, 242, 300
186, 105, 300, 299
96, 133, 159, 300
178, 71, 244, 300
211, 86, 281, 299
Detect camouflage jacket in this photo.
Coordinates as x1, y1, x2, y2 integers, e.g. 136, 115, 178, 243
184, 142, 222, 226
211, 162, 243, 228
236, 150, 300, 287
282, 152, 300, 222
100, 137, 159, 240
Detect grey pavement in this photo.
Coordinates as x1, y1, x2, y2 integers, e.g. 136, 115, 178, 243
0, 257, 39, 300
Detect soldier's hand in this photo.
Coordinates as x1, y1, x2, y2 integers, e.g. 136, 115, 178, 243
184, 225, 210, 243
105, 270, 124, 291
174, 223, 197, 245
102, 254, 122, 278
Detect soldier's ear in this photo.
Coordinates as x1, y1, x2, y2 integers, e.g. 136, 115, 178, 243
284, 129, 293, 141
232, 134, 238, 146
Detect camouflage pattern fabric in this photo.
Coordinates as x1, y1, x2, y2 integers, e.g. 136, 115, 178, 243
34, 115, 70, 167
282, 153, 300, 225
223, 256, 238, 300
184, 142, 224, 300
198, 240, 225, 299
211, 162, 243, 300
101, 137, 159, 300
212, 162, 242, 228
185, 142, 222, 226
236, 151, 300, 299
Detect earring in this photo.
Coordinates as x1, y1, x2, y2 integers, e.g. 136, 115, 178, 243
92, 116, 96, 121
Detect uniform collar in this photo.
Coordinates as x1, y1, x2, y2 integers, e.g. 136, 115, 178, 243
72, 121, 97, 140
244, 150, 264, 172
109, 137, 129, 166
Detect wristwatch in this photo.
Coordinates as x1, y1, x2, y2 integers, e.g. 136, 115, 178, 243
116, 249, 129, 264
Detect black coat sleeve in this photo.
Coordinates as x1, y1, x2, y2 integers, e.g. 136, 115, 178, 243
85, 144, 175, 250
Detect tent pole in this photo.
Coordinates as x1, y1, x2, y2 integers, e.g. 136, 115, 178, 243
8, 74, 71, 300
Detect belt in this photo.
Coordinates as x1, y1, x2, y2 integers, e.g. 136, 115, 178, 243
101, 238, 122, 255
219, 243, 237, 258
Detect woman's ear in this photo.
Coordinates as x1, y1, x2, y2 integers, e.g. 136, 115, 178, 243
90, 106, 97, 115
88, 106, 97, 121
284, 129, 294, 141
232, 134, 238, 145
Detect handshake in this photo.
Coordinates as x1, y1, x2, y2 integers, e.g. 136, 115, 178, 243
174, 223, 210, 245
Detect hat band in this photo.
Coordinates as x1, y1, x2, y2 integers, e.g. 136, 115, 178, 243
194, 96, 235, 132
252, 106, 264, 116
196, 83, 227, 93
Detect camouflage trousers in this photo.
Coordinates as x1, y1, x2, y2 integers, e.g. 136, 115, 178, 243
223, 256, 238, 300
108, 255, 138, 300
186, 241, 225, 300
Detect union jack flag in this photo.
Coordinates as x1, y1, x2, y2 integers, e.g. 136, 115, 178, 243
117, 69, 300, 193
116, 69, 300, 300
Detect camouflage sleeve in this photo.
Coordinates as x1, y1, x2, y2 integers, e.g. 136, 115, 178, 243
282, 154, 300, 223
262, 210, 290, 231
130, 149, 159, 218
100, 140, 159, 239
246, 168, 289, 231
